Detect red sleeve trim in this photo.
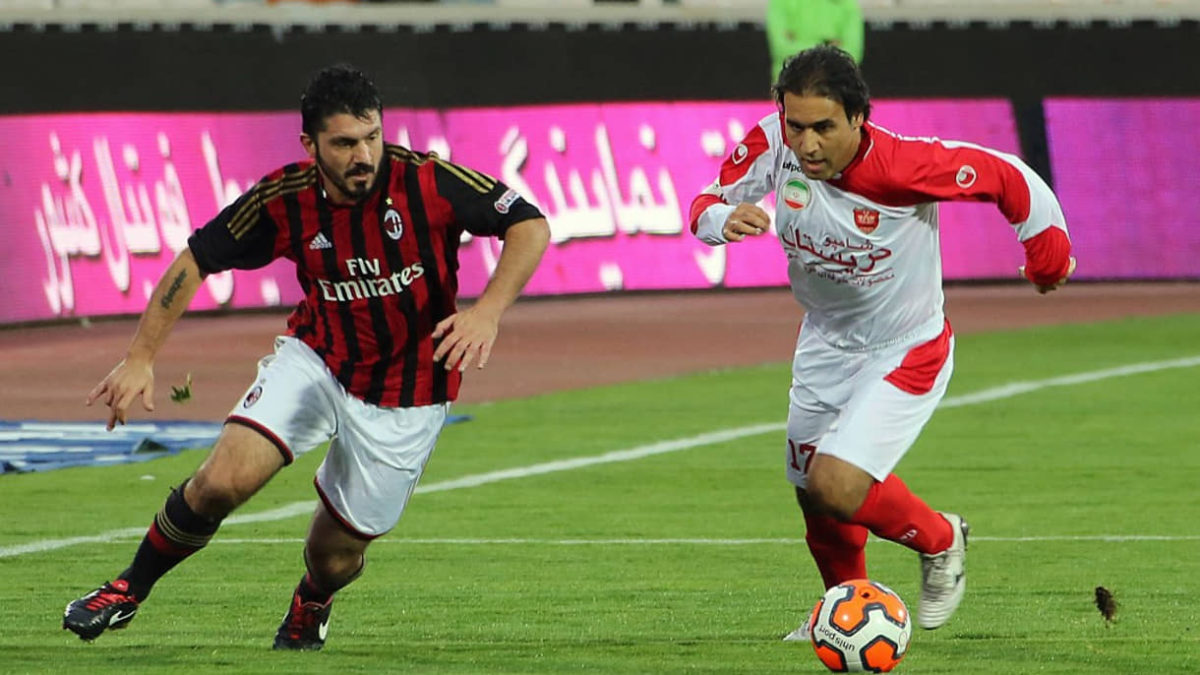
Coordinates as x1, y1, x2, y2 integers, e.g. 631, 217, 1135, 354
1021, 227, 1072, 285
884, 320, 953, 396
689, 193, 725, 234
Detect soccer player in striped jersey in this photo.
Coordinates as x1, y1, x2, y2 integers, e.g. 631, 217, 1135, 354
689, 46, 1074, 638
64, 65, 550, 650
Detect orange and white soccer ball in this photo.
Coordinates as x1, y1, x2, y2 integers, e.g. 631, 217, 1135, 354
808, 579, 912, 673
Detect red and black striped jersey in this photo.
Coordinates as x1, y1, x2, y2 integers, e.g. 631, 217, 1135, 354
187, 144, 543, 407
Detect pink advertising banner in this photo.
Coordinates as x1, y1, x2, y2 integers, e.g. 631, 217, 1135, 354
1, 99, 1052, 323
1044, 98, 1200, 279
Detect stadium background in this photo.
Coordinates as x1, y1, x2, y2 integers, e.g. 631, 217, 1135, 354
1, 1, 1198, 436
2, 3, 1200, 673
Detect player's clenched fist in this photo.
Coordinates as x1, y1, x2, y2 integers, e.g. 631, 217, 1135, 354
722, 203, 772, 242
1020, 256, 1077, 295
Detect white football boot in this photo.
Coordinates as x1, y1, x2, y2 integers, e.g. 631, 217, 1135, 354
917, 512, 969, 629
782, 611, 813, 642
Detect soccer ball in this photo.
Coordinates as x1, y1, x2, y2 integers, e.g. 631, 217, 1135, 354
808, 579, 912, 673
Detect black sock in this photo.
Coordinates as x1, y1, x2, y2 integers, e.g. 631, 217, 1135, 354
118, 479, 221, 600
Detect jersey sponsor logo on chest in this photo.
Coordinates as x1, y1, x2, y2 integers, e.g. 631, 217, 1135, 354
317, 257, 425, 302
779, 226, 894, 280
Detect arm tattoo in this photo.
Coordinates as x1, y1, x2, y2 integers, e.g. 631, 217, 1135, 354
160, 269, 188, 310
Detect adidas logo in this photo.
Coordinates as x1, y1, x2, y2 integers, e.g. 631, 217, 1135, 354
309, 233, 333, 250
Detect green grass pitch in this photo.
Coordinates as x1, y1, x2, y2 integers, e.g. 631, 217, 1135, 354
2, 313, 1198, 673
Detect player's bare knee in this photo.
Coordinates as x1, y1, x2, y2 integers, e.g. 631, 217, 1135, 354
805, 473, 864, 521
185, 468, 248, 518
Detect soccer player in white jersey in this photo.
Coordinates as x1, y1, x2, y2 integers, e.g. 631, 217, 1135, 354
689, 46, 1075, 637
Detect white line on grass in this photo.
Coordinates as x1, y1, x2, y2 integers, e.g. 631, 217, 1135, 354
4, 354, 1198, 559
88, 535, 1200, 546
0, 528, 148, 558
938, 355, 1200, 408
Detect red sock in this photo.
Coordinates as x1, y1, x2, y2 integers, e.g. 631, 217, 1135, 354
298, 573, 334, 605
804, 511, 869, 589
851, 474, 953, 555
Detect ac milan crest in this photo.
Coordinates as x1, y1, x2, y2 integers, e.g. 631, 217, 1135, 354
243, 385, 263, 409
853, 208, 880, 234
384, 208, 404, 241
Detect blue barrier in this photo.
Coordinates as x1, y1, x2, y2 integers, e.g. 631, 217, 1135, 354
0, 415, 471, 474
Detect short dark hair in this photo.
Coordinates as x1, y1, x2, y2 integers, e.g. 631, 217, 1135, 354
300, 64, 383, 138
772, 45, 871, 123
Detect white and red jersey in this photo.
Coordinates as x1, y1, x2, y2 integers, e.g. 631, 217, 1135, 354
691, 114, 1071, 350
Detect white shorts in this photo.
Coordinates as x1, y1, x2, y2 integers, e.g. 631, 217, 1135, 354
227, 336, 449, 538
784, 319, 954, 488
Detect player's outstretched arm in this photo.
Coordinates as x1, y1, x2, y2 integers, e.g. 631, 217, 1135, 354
433, 217, 550, 372
86, 248, 205, 430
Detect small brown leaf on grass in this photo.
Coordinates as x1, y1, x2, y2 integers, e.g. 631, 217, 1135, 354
1094, 586, 1117, 624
